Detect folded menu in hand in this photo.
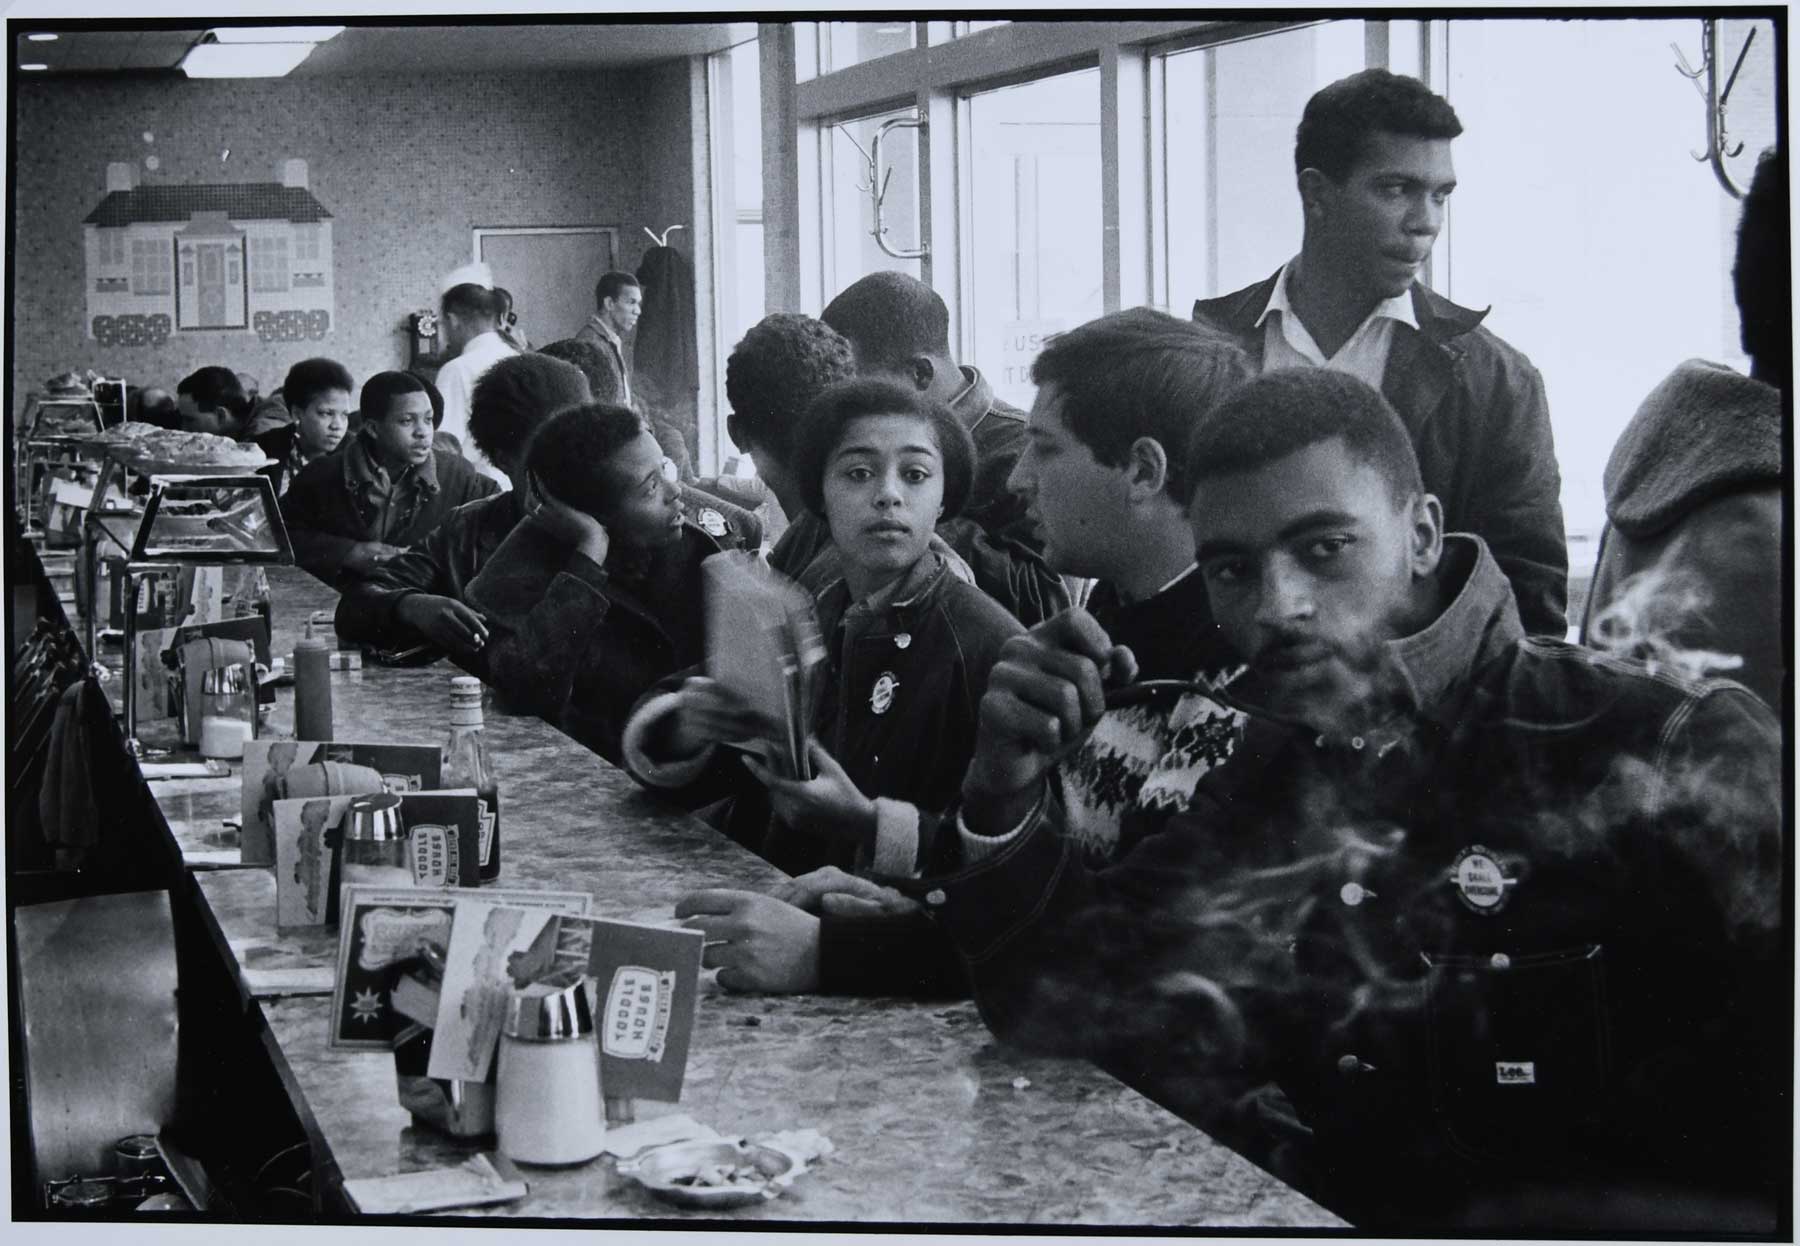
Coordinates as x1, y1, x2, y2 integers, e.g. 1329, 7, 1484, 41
701, 552, 826, 780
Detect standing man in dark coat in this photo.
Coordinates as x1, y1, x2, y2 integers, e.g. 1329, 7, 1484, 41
1192, 69, 1567, 636
812, 271, 1069, 626
574, 271, 642, 409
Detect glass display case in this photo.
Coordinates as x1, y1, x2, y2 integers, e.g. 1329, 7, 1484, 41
15, 394, 109, 538
80, 446, 290, 753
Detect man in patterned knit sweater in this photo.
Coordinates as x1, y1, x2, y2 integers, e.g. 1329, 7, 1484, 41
980, 309, 1252, 864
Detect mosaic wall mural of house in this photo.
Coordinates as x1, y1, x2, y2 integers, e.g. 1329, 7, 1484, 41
83, 158, 334, 349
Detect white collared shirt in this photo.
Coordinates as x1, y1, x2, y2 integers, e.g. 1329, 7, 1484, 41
1257, 259, 1418, 391
434, 330, 518, 487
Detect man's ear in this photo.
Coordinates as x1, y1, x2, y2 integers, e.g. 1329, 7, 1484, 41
1297, 167, 1335, 227
1408, 491, 1445, 578
1125, 436, 1170, 502
908, 355, 936, 393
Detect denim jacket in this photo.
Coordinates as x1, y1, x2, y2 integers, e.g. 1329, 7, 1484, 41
912, 536, 1783, 1228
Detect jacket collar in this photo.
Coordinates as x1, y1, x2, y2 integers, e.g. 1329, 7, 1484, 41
1228, 535, 1523, 746
584, 315, 624, 351
600, 523, 726, 636
816, 550, 952, 640
947, 365, 998, 432
1383, 534, 1524, 720
344, 429, 439, 496
1199, 267, 1489, 345
1260, 259, 1419, 334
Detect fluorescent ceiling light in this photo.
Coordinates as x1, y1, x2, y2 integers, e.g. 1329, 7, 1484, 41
208, 26, 344, 44
180, 42, 316, 78
26, 33, 59, 42
21, 62, 47, 70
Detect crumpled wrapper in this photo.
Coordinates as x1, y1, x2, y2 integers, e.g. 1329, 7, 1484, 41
754, 1128, 835, 1173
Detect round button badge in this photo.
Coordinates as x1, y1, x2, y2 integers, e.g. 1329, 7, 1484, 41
1448, 845, 1517, 915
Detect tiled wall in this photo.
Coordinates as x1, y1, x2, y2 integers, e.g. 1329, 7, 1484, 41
12, 64, 693, 415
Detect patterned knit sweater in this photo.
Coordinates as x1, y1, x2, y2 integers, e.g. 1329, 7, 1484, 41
1058, 569, 1242, 865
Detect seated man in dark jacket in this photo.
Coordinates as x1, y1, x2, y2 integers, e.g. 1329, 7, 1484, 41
282, 371, 499, 583
333, 353, 593, 656
912, 368, 1783, 1233
465, 403, 757, 762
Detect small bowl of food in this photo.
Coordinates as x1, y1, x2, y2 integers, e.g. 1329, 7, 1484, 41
618, 1138, 799, 1210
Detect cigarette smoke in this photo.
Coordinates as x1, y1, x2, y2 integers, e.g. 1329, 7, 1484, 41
1586, 563, 1746, 682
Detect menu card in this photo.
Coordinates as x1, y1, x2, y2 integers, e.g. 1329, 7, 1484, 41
273, 790, 487, 928
587, 918, 705, 1103
241, 739, 441, 866
330, 886, 590, 1051
427, 909, 704, 1102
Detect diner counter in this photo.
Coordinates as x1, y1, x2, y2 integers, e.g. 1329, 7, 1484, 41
133, 564, 1344, 1226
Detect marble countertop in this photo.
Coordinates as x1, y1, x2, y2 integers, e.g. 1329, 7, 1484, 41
157, 566, 1342, 1227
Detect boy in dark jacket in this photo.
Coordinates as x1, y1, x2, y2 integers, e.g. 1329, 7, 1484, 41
282, 371, 498, 582
921, 368, 1783, 1233
464, 402, 757, 763
333, 353, 592, 655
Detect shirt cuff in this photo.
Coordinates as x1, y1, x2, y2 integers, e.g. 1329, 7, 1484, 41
956, 792, 1045, 866
869, 798, 920, 878
620, 690, 715, 788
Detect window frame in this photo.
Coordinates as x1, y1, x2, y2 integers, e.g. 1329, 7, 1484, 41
250, 233, 290, 293
130, 237, 172, 296
769, 19, 1372, 352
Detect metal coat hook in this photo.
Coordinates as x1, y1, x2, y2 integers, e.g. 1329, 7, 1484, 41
836, 115, 928, 260
642, 224, 686, 248
1671, 20, 1758, 198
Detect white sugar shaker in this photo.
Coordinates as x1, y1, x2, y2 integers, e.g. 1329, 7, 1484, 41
495, 980, 605, 1165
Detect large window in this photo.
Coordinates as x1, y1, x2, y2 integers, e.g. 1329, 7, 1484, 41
1441, 17, 1776, 540
1159, 22, 1366, 307
967, 69, 1102, 409
765, 18, 1772, 578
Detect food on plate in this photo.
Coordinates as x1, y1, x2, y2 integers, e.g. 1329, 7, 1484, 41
113, 428, 270, 468
670, 1163, 766, 1190
89, 421, 167, 445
